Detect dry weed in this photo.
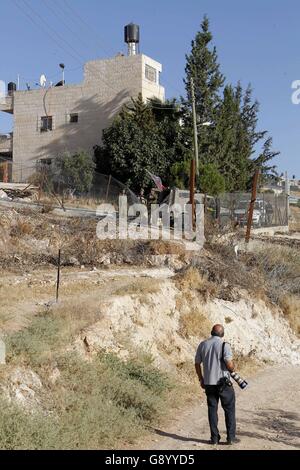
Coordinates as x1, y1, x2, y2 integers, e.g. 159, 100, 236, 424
279, 294, 300, 337
179, 307, 211, 339
10, 220, 33, 237
113, 278, 160, 297
175, 267, 218, 301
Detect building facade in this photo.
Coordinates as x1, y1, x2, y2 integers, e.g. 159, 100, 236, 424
0, 52, 164, 182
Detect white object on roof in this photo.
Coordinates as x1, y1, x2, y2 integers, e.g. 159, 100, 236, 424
39, 74, 47, 88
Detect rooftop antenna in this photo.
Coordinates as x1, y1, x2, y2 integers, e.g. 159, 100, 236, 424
124, 23, 140, 56
59, 63, 65, 85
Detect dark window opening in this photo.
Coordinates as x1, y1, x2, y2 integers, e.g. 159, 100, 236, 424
40, 116, 53, 132
70, 113, 79, 123
145, 64, 157, 83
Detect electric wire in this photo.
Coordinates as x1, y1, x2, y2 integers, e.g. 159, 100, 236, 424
14, 0, 184, 105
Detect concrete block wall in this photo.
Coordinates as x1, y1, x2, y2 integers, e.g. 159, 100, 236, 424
11, 54, 165, 182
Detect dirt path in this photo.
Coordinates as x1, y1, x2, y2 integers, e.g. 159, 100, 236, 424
143, 366, 300, 450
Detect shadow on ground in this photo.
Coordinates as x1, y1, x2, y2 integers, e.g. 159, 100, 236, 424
238, 408, 300, 448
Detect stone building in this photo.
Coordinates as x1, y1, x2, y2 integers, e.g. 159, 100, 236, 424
0, 25, 165, 182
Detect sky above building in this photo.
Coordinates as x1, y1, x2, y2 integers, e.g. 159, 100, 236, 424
0, 0, 299, 177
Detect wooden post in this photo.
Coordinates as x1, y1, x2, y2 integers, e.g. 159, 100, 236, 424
56, 249, 61, 302
3, 162, 9, 183
245, 169, 260, 243
190, 159, 196, 230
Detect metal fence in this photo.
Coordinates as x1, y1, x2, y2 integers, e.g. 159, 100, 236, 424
217, 192, 289, 228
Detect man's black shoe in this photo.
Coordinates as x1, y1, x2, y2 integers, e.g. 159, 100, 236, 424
226, 438, 240, 445
209, 435, 221, 445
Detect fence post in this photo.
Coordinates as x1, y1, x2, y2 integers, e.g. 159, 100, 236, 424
245, 169, 260, 244
56, 249, 61, 302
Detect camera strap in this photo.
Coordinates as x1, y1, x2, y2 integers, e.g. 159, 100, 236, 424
221, 341, 226, 365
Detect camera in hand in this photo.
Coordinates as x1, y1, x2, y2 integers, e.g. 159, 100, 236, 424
231, 372, 248, 389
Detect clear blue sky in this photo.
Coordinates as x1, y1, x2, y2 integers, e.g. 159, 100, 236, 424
1, 0, 299, 177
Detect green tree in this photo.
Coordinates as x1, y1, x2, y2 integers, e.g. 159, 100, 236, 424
183, 15, 225, 162
53, 151, 95, 194
95, 94, 172, 191
148, 98, 188, 168
212, 84, 250, 191
170, 159, 190, 189
198, 163, 225, 196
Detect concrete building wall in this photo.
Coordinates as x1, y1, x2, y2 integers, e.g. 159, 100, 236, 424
11, 54, 165, 181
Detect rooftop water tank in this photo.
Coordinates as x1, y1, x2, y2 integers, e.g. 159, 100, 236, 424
7, 82, 16, 96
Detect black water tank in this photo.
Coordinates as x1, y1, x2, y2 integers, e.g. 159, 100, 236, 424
7, 82, 16, 95
124, 23, 140, 43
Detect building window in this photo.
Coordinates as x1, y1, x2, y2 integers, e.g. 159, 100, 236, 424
40, 116, 53, 132
70, 113, 79, 123
38, 158, 52, 166
145, 64, 157, 83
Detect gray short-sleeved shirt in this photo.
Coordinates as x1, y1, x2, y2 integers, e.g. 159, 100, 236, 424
195, 336, 233, 385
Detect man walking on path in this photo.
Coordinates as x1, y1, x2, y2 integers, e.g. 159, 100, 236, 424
195, 324, 239, 445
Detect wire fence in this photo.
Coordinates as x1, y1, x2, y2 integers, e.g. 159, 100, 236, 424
218, 192, 289, 228
0, 160, 139, 210
0, 160, 289, 228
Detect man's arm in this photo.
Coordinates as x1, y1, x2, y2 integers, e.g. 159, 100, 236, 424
195, 344, 205, 389
195, 363, 205, 389
223, 343, 235, 372
224, 359, 235, 373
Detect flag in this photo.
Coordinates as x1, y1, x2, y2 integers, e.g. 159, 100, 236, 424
146, 170, 166, 191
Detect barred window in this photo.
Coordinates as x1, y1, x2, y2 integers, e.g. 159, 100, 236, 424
40, 116, 53, 132
70, 113, 79, 123
145, 64, 157, 83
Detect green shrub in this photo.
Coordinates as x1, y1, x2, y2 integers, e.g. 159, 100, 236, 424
0, 352, 172, 449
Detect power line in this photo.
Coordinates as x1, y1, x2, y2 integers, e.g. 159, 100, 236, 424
13, 0, 123, 100
12, 0, 82, 65
63, 0, 184, 99
43, 0, 104, 59
61, 0, 115, 57
21, 0, 88, 64
62, 0, 186, 98
13, 0, 184, 116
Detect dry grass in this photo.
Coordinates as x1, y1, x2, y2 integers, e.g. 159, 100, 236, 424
252, 245, 300, 303
279, 294, 300, 337
290, 206, 300, 231
113, 278, 160, 297
233, 353, 262, 377
175, 267, 218, 302
179, 307, 212, 339
10, 220, 33, 237
147, 240, 186, 256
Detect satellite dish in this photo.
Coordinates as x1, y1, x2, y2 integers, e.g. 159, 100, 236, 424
39, 74, 47, 87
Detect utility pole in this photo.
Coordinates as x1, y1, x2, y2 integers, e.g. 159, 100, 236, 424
190, 77, 199, 176
245, 168, 260, 244
189, 159, 196, 230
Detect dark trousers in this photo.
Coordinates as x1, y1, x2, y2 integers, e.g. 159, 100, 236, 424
205, 384, 236, 441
